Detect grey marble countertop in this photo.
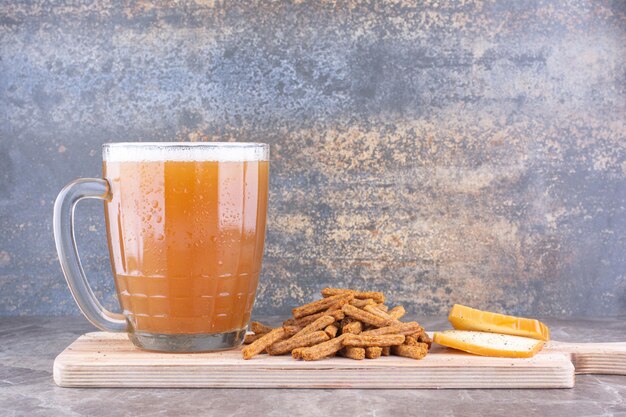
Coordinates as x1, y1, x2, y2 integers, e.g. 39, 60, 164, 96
1, 316, 624, 417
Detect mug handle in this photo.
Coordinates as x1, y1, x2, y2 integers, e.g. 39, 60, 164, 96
53, 178, 128, 332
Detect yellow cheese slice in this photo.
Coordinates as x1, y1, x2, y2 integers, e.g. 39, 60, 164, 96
433, 330, 545, 358
448, 304, 550, 341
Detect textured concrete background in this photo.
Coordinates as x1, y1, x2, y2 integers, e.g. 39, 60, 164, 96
0, 1, 624, 318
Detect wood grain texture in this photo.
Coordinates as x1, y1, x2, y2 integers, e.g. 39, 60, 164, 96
546, 341, 626, 375
54, 332, 576, 389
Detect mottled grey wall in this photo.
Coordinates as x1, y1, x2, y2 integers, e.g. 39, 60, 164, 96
0, 1, 624, 318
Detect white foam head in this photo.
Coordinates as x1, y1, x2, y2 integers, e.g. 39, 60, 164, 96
103, 142, 269, 162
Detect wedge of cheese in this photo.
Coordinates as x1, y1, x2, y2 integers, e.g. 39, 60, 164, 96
433, 330, 544, 358
448, 304, 550, 341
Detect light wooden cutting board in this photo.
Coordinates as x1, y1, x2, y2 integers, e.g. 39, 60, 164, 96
53, 332, 625, 389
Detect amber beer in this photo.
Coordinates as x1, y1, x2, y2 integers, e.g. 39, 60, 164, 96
103, 144, 269, 340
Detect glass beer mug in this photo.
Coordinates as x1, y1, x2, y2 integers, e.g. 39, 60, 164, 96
53, 143, 269, 352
